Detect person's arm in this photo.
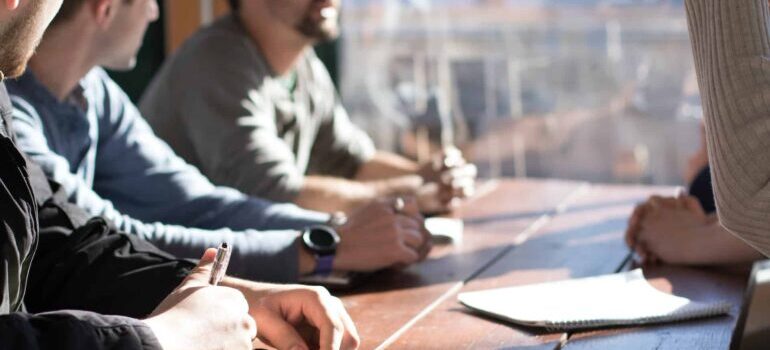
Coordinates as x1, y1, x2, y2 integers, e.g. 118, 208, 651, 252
140, 33, 312, 204
354, 151, 421, 181
293, 173, 422, 213
0, 311, 164, 350
93, 69, 327, 231
686, 0, 770, 256
627, 195, 764, 266
10, 73, 325, 282
691, 220, 764, 265
0, 146, 163, 350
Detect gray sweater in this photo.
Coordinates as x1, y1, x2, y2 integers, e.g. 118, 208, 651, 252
140, 14, 375, 203
686, 0, 770, 256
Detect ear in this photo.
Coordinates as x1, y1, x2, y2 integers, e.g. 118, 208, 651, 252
5, 0, 19, 10
90, 0, 116, 28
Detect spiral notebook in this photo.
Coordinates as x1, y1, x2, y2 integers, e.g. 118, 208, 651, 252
458, 269, 731, 330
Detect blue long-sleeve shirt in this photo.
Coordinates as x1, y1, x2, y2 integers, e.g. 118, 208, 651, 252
7, 68, 330, 282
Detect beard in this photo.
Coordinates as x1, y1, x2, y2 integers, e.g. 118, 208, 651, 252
0, 1, 50, 79
295, 11, 339, 43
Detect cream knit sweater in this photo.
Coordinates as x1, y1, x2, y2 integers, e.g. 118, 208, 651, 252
686, 0, 770, 256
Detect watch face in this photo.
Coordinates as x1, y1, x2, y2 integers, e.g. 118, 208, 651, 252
304, 226, 340, 255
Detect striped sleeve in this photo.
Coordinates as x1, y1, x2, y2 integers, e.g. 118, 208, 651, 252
686, 0, 770, 256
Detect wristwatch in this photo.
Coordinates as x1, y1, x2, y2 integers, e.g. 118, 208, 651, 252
301, 225, 340, 276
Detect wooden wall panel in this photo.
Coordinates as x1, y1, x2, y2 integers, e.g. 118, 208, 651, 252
164, 0, 232, 54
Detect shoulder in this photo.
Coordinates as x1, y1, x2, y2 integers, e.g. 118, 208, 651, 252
302, 50, 336, 90
6, 73, 49, 126
169, 15, 267, 78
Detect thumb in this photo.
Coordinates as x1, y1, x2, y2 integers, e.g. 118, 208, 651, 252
186, 248, 218, 285
401, 196, 421, 217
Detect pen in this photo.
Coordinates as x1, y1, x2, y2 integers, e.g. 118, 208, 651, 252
209, 242, 231, 286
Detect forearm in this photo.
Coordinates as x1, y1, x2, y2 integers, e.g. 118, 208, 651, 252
295, 174, 424, 214
687, 222, 764, 265
0, 312, 162, 350
686, 0, 770, 256
294, 176, 378, 213
355, 151, 419, 181
143, 223, 305, 283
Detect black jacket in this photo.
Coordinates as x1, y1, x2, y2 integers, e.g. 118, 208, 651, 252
0, 82, 196, 349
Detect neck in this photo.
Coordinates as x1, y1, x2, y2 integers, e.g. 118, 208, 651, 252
238, 12, 309, 76
28, 24, 97, 101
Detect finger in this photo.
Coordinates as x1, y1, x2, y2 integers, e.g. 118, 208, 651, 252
254, 307, 311, 350
400, 227, 426, 251
635, 230, 659, 266
245, 315, 258, 345
396, 241, 421, 265
305, 294, 345, 350
440, 147, 467, 170
441, 164, 477, 183
417, 227, 433, 260
636, 243, 651, 265
681, 195, 706, 217
444, 177, 475, 195
675, 187, 687, 199
628, 204, 643, 229
396, 215, 423, 232
624, 226, 636, 249
649, 195, 679, 209
333, 298, 360, 350
625, 205, 645, 248
400, 196, 421, 217
185, 248, 218, 285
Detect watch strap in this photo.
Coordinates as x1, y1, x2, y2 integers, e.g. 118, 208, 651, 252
313, 254, 335, 276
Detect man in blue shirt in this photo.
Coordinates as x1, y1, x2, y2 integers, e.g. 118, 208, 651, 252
10, 0, 430, 283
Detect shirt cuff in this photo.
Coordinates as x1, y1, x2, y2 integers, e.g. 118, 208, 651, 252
227, 229, 303, 283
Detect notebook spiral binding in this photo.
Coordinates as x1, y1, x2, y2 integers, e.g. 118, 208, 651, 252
544, 301, 733, 332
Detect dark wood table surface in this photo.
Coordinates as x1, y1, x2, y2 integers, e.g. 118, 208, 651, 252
336, 179, 750, 350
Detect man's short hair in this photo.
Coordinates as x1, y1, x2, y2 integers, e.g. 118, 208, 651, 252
229, 0, 239, 11
51, 0, 133, 26
51, 0, 88, 26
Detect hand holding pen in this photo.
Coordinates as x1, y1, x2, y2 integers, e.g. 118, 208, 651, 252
144, 246, 256, 350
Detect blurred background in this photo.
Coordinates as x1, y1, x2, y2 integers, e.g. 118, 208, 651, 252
121, 0, 701, 187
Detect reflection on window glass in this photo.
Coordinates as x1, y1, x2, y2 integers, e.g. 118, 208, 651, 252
340, 0, 700, 185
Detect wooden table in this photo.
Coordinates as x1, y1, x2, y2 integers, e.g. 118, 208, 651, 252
337, 179, 749, 349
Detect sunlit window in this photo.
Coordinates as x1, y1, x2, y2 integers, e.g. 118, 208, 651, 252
340, 0, 699, 185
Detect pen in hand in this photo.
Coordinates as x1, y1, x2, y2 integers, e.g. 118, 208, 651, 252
209, 243, 232, 286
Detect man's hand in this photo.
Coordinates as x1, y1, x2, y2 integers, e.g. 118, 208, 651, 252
334, 197, 432, 272
417, 147, 477, 214
625, 195, 712, 265
144, 249, 257, 350
232, 283, 360, 350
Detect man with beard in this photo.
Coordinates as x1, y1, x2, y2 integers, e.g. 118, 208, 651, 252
0, 1, 359, 349
139, 0, 478, 215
